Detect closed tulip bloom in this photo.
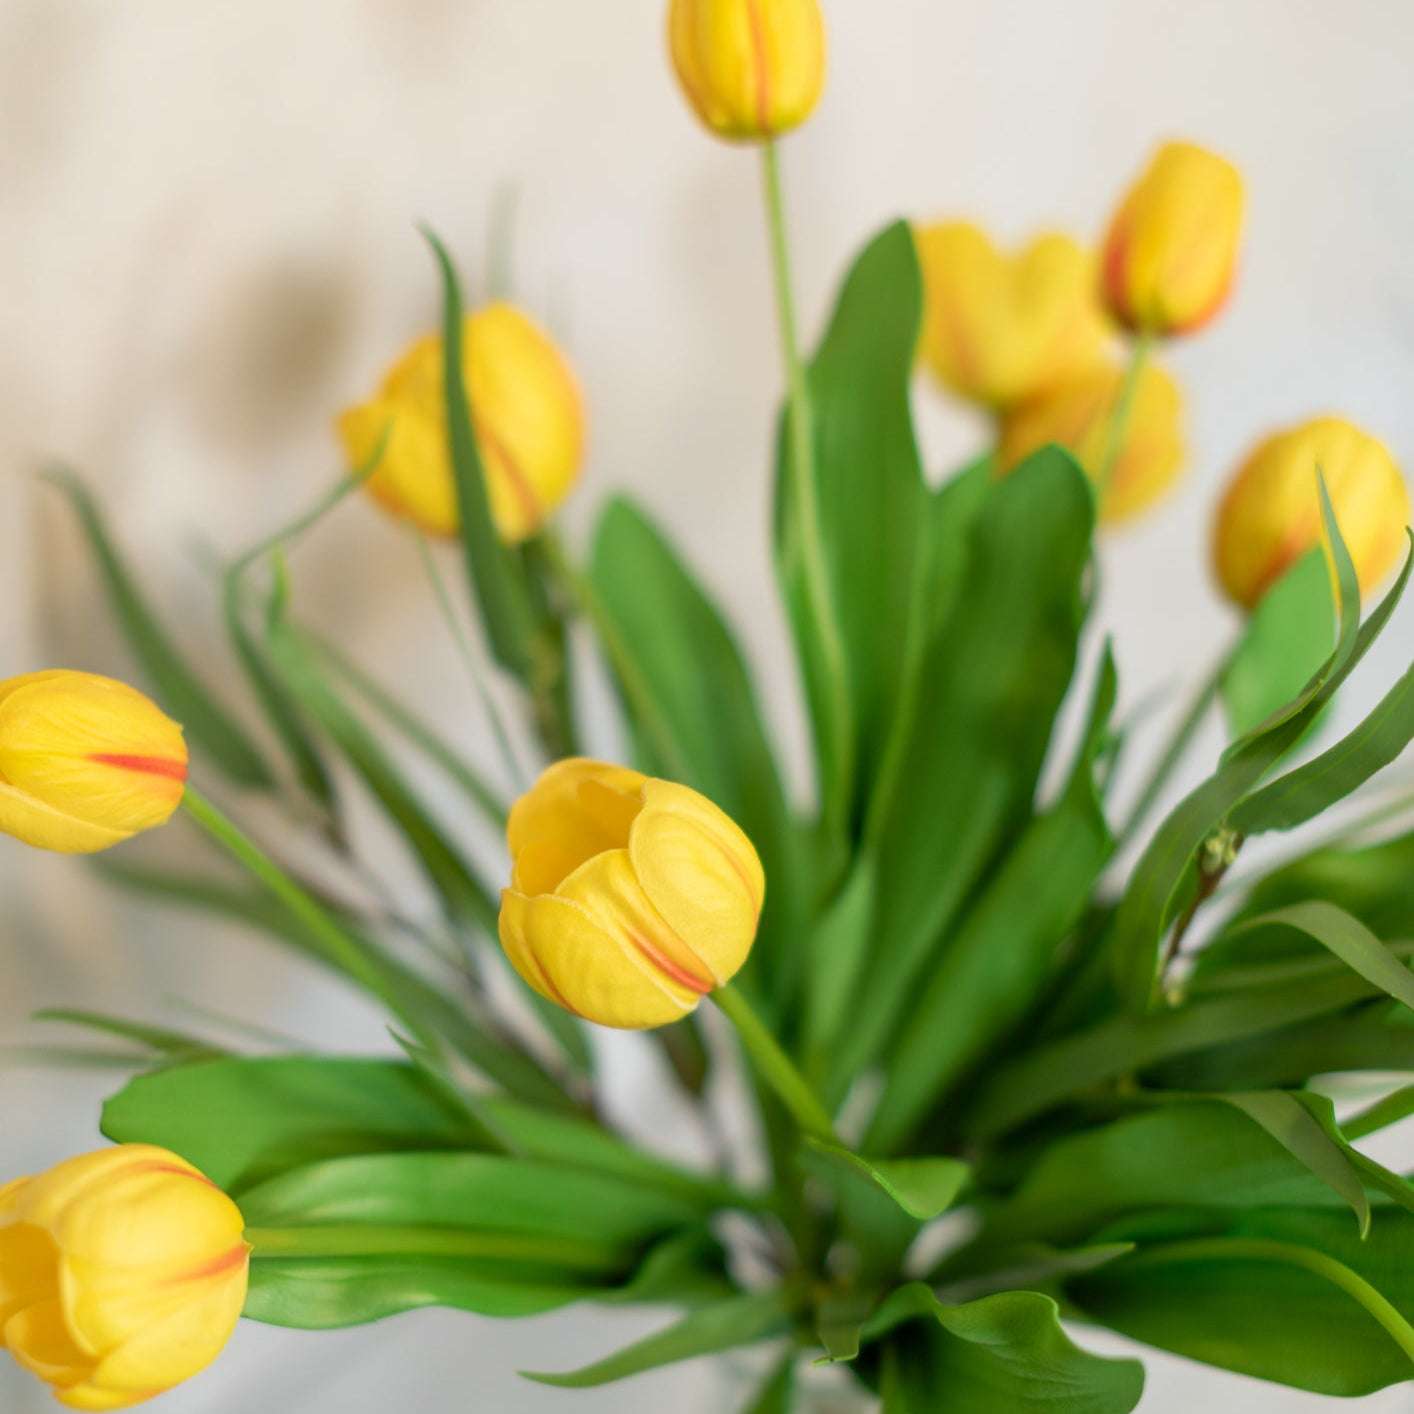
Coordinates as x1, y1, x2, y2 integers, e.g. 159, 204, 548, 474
500, 758, 765, 1029
0, 1145, 249, 1410
0, 672, 187, 854
915, 223, 1109, 411
1101, 141, 1245, 337
668, 0, 826, 141
1214, 417, 1411, 610
337, 301, 585, 544
998, 359, 1185, 523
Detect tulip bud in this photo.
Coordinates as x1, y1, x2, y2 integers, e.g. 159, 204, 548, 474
668, 0, 827, 142
0, 671, 187, 854
915, 223, 1110, 412
0, 1145, 249, 1410
997, 359, 1185, 523
337, 301, 585, 545
499, 758, 765, 1029
1100, 141, 1245, 337
1213, 416, 1411, 610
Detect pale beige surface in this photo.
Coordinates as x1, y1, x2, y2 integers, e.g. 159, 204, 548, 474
4, 0, 1414, 1409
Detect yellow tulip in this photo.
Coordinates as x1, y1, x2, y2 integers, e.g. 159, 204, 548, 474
997, 359, 1185, 523
1100, 141, 1245, 337
668, 0, 827, 142
0, 671, 187, 854
337, 301, 585, 544
1213, 416, 1411, 610
915, 223, 1110, 411
499, 758, 765, 1029
0, 1145, 249, 1410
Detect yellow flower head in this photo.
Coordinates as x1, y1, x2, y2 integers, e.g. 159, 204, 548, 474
0, 671, 187, 855
998, 359, 1185, 524
1100, 140, 1245, 337
668, 0, 827, 142
337, 301, 585, 545
915, 223, 1109, 412
0, 1145, 249, 1410
500, 759, 765, 1029
1213, 416, 1411, 610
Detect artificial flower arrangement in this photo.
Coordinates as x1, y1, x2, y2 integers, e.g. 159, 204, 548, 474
6, 1, 1414, 1409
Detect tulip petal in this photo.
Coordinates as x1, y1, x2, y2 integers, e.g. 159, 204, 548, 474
5, 1299, 95, 1388
0, 780, 127, 855
519, 890, 697, 1029
629, 779, 763, 987
0, 1224, 59, 1335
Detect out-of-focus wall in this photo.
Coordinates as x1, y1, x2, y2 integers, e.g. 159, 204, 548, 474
3, 1, 1414, 1409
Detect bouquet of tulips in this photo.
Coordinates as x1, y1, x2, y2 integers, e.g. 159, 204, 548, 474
8, 2, 1414, 1410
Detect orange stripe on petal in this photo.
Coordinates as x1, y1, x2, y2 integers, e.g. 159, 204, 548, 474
628, 932, 713, 995
168, 1244, 249, 1287
88, 754, 188, 783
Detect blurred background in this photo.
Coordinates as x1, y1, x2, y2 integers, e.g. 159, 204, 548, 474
4, 0, 1414, 1408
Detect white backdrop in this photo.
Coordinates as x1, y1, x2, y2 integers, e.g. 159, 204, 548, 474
4, 0, 1414, 1409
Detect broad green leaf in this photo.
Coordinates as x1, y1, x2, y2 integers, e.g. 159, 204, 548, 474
1236, 901, 1414, 1012
864, 1284, 1143, 1414
598, 1232, 734, 1309
833, 447, 1093, 1094
803, 1138, 969, 1221
1345, 1083, 1414, 1140
245, 1256, 591, 1328
816, 1289, 870, 1362
590, 497, 802, 998
1232, 620, 1414, 834
866, 648, 1116, 1151
525, 1289, 792, 1388
1220, 548, 1333, 738
1111, 497, 1407, 1013
421, 228, 538, 679
102, 1057, 479, 1193
775, 221, 929, 832
264, 614, 499, 936
803, 857, 876, 1070
1071, 1207, 1414, 1396
238, 1151, 701, 1250
46, 469, 273, 787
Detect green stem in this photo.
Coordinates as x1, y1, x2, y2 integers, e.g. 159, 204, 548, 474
1119, 1238, 1414, 1366
761, 140, 852, 834
1117, 644, 1231, 848
538, 529, 692, 782
714, 982, 836, 1142
415, 532, 528, 791
1096, 333, 1153, 508
244, 1225, 620, 1274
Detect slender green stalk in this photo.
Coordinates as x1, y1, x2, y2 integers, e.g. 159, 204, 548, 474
714, 982, 836, 1142
761, 140, 853, 833
1096, 332, 1153, 506
1118, 646, 1230, 848
538, 529, 692, 782
1120, 1238, 1414, 1366
245, 1225, 620, 1273
416, 532, 528, 791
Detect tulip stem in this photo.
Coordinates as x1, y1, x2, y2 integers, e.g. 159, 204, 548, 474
761, 140, 853, 835
244, 1225, 622, 1274
714, 981, 836, 1142
1096, 332, 1153, 507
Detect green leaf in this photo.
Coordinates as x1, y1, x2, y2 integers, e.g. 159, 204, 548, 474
864, 1284, 1143, 1413
803, 1138, 969, 1221
45, 468, 273, 787
524, 1289, 793, 1388
34, 1008, 227, 1064
421, 228, 538, 680
1220, 548, 1333, 738
774, 220, 929, 830
866, 648, 1116, 1151
737, 1355, 794, 1414
245, 1256, 591, 1328
590, 497, 803, 996
1344, 1083, 1414, 1140
803, 856, 877, 1067
238, 1151, 701, 1252
833, 447, 1094, 1095
101, 1056, 480, 1193
1070, 1208, 1414, 1396
1110, 494, 1408, 1013
1236, 901, 1414, 1012
263, 613, 499, 936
